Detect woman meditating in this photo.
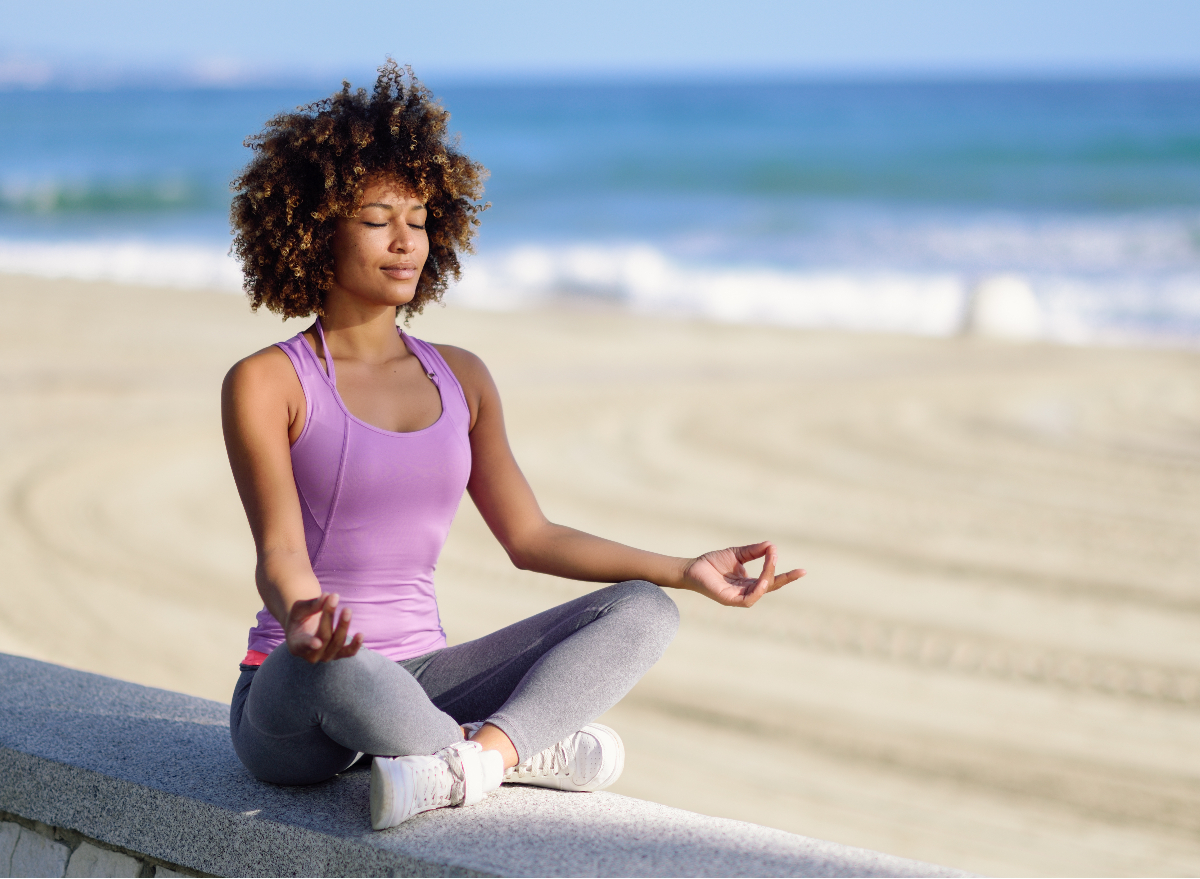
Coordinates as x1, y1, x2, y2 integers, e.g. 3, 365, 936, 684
222, 62, 803, 830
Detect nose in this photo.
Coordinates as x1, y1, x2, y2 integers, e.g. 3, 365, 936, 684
391, 219, 424, 254
391, 225, 416, 253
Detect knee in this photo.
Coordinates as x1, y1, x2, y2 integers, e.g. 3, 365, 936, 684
611, 580, 680, 646
263, 642, 371, 682
293, 649, 385, 707
254, 646, 381, 717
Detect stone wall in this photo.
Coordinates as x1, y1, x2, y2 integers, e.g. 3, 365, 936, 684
0, 812, 199, 878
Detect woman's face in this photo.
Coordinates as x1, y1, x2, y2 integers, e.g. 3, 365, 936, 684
328, 178, 430, 310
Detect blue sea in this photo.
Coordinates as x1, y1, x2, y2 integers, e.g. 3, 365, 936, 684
2, 78, 1198, 344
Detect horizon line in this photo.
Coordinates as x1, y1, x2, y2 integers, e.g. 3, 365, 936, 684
4, 63, 1200, 92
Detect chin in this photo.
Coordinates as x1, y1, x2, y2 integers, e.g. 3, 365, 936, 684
329, 281, 419, 312
373, 286, 418, 308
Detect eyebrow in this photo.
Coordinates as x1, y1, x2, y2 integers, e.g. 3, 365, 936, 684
362, 202, 427, 210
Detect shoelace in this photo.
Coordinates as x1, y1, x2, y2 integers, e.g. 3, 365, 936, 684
439, 744, 476, 805
411, 759, 457, 811
509, 738, 572, 780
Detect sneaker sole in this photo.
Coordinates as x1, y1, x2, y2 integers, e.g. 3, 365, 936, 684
370, 757, 396, 830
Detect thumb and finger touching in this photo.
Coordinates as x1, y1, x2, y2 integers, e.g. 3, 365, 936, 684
733, 540, 772, 564
689, 541, 805, 607
285, 593, 363, 662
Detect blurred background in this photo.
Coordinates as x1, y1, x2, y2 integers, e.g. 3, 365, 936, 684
2, 2, 1199, 876
3, 0, 1200, 342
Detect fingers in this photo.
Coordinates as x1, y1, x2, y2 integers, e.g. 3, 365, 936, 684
285, 593, 363, 662
287, 594, 328, 660
718, 542, 806, 608
282, 593, 358, 661
289, 594, 326, 623
741, 548, 776, 608
293, 624, 362, 662
320, 605, 354, 662
732, 541, 772, 564
768, 568, 806, 592
287, 630, 321, 659
337, 632, 365, 660
731, 541, 791, 600
311, 595, 337, 661
755, 546, 777, 590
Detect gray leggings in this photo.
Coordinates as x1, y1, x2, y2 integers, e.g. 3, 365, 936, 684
230, 581, 679, 786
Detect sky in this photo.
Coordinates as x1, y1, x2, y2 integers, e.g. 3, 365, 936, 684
3, 0, 1200, 84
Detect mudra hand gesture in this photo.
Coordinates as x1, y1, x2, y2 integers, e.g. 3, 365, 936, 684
286, 593, 365, 663
681, 541, 804, 608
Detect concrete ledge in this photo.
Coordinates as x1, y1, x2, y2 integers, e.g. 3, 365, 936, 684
0, 653, 970, 877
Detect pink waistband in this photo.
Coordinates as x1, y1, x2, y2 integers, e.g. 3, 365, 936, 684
241, 649, 269, 667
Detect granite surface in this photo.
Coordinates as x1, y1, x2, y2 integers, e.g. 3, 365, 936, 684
0, 653, 971, 877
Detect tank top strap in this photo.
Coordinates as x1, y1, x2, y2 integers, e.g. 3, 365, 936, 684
275, 327, 469, 432
313, 318, 337, 385
275, 330, 333, 400
401, 332, 471, 422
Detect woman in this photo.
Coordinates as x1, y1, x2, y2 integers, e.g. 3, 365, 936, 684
223, 62, 803, 831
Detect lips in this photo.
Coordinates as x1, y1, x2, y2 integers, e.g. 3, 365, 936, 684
381, 265, 417, 280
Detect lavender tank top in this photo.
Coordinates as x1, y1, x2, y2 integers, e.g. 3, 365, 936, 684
246, 322, 472, 661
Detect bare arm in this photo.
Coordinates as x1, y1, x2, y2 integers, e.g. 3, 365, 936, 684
221, 347, 362, 660
439, 346, 804, 608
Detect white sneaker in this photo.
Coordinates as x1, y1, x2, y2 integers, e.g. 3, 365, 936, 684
504, 723, 624, 792
370, 741, 503, 830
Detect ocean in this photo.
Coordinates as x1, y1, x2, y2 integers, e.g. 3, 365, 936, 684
2, 78, 1198, 344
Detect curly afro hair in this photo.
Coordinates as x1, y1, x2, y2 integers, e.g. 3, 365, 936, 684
230, 60, 488, 320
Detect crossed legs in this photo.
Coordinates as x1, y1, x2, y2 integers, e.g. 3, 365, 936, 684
230, 581, 678, 786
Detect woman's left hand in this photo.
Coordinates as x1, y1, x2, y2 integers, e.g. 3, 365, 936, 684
681, 541, 804, 608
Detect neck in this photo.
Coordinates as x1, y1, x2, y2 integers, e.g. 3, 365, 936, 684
316, 295, 407, 364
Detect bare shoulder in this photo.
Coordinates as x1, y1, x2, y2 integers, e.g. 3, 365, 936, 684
431, 343, 495, 394
222, 344, 300, 402
431, 344, 498, 429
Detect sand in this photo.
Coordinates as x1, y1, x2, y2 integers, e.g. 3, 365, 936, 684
2, 272, 1199, 876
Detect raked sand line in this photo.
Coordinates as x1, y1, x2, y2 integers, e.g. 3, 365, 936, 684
703, 602, 1200, 708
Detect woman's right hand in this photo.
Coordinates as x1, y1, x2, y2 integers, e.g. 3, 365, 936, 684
286, 593, 364, 663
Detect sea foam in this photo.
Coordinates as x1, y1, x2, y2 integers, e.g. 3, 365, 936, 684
2, 236, 1198, 347
449, 243, 1200, 346
451, 244, 967, 336
0, 238, 242, 291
